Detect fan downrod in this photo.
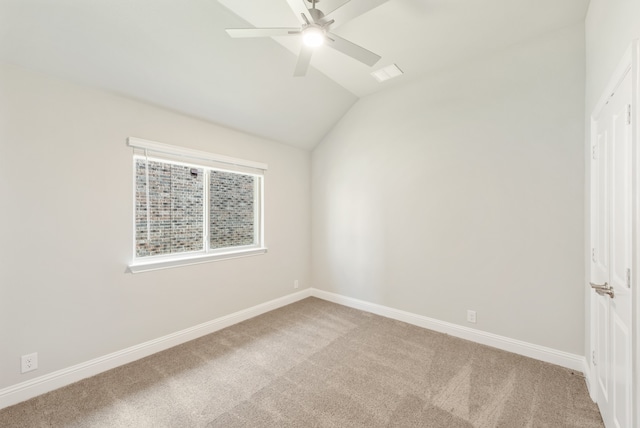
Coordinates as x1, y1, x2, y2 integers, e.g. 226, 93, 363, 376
304, 0, 325, 22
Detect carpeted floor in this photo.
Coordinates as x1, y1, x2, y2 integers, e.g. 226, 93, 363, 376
0, 297, 603, 427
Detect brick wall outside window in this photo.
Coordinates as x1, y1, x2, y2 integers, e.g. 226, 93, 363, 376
135, 159, 204, 257
135, 159, 256, 258
209, 171, 255, 249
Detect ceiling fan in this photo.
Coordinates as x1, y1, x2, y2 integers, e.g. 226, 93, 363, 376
225, 0, 383, 77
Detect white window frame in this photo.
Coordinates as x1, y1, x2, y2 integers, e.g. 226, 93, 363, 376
127, 137, 267, 273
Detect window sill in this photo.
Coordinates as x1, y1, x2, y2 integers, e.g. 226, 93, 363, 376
127, 247, 268, 274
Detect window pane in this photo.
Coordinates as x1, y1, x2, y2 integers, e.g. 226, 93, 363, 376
209, 171, 255, 249
135, 159, 204, 257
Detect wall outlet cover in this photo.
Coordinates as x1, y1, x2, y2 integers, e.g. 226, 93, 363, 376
21, 352, 38, 373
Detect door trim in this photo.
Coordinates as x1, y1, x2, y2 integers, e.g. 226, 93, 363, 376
632, 39, 640, 428
587, 39, 639, 427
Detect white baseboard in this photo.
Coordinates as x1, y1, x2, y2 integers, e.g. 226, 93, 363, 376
0, 287, 588, 411
583, 358, 597, 402
0, 288, 312, 410
310, 288, 587, 373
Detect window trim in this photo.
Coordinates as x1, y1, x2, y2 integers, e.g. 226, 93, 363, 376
126, 137, 267, 273
127, 247, 268, 274
127, 137, 268, 171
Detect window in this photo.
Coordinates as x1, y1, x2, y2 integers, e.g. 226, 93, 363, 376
127, 137, 267, 273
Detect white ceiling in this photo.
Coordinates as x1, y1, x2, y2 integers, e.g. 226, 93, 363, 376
220, 0, 591, 97
0, 0, 590, 149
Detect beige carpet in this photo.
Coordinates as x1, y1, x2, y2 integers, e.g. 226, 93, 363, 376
0, 297, 603, 427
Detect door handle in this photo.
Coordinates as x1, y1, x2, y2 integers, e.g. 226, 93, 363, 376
590, 282, 615, 298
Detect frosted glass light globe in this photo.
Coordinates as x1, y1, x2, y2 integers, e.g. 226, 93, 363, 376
302, 26, 324, 47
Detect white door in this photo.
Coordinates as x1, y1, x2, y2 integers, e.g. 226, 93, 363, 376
591, 70, 633, 428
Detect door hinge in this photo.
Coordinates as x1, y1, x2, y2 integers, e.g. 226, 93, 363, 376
626, 268, 631, 288
592, 248, 596, 263
592, 350, 597, 366
592, 146, 597, 160
627, 104, 632, 125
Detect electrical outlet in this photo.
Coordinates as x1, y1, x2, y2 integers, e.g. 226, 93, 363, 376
294, 280, 299, 289
21, 352, 38, 373
467, 310, 477, 323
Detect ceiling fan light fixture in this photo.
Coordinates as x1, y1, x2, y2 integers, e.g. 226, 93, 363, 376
224, 0, 382, 77
302, 26, 325, 47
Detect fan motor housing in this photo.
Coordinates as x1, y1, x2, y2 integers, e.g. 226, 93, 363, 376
309, 8, 325, 22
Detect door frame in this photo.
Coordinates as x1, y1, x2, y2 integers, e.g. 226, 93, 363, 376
587, 39, 639, 427
634, 39, 640, 428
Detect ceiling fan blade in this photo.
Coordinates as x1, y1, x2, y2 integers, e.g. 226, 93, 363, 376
226, 28, 300, 38
326, 33, 381, 66
286, 0, 314, 24
293, 45, 314, 77
324, 0, 389, 28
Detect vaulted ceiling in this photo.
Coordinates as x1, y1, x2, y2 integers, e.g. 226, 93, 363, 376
0, 0, 590, 149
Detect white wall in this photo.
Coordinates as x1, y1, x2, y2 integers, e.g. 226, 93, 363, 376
0, 63, 310, 390
586, 0, 640, 111
311, 24, 586, 354
585, 0, 640, 417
